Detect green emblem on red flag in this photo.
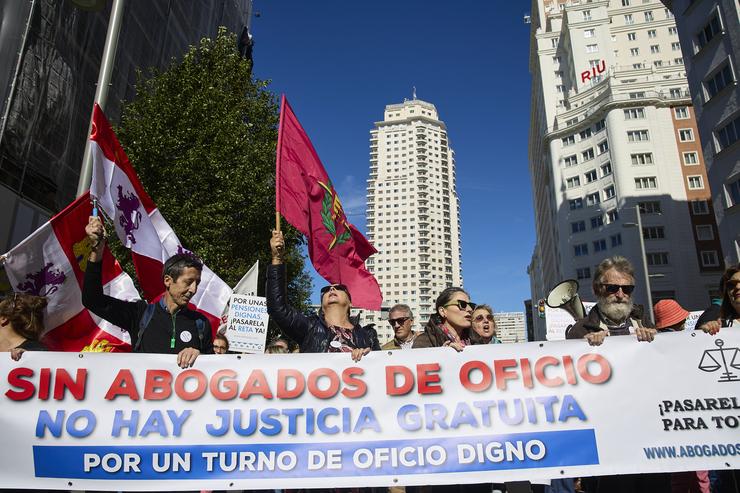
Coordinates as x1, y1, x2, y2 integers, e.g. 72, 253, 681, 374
319, 180, 351, 250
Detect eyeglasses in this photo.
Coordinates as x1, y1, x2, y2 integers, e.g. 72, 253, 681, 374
473, 314, 494, 323
725, 280, 740, 291
601, 284, 635, 295
320, 284, 349, 296
444, 300, 477, 311
213, 345, 228, 352
388, 316, 411, 326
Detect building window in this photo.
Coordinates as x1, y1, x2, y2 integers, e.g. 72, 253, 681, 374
576, 267, 591, 280
691, 199, 709, 215
556, 84, 566, 93
635, 176, 658, 189
633, 63, 644, 69
671, 42, 682, 52
624, 108, 646, 119
570, 198, 584, 210
611, 233, 623, 247
639, 201, 662, 214
574, 244, 589, 256
648, 30, 657, 38
628, 130, 650, 142
564, 154, 578, 167
586, 192, 601, 206
683, 152, 699, 165
631, 153, 654, 165
622, 0, 630, 6
583, 10, 592, 21
625, 14, 634, 25
580, 128, 592, 139
655, 60, 663, 67
715, 115, 740, 151
687, 175, 704, 189
584, 29, 595, 38
679, 128, 694, 141
647, 252, 669, 266
670, 88, 683, 98
669, 27, 677, 35
643, 226, 665, 239
701, 250, 720, 267
585, 169, 598, 183
650, 45, 660, 54
582, 148, 595, 161
551, 37, 559, 48
562, 135, 575, 146
604, 185, 615, 199
628, 32, 637, 41
598, 140, 609, 154
644, 11, 654, 21
696, 225, 715, 240
607, 209, 619, 223
674, 106, 689, 119
728, 177, 740, 207
591, 215, 604, 229
553, 55, 562, 65
704, 62, 735, 101
601, 162, 612, 176
567, 176, 581, 189
595, 119, 606, 132
571, 221, 586, 234
695, 12, 723, 52
630, 47, 640, 56
593, 239, 607, 252
630, 91, 646, 98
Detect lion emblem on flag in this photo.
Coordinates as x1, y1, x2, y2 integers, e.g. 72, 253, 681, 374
115, 185, 142, 244
16, 262, 66, 297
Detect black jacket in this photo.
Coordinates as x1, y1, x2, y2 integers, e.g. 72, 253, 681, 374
566, 303, 651, 339
82, 260, 212, 354
266, 264, 380, 354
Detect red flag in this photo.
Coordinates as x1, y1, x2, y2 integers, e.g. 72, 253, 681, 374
276, 96, 382, 310
3, 192, 139, 352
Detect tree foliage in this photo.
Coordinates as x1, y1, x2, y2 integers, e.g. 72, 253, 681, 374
112, 28, 312, 312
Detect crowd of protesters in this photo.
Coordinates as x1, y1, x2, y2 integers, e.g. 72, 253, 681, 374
1, 223, 739, 493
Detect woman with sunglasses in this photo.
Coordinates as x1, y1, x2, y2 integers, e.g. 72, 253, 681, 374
0, 293, 48, 360
699, 263, 740, 335
470, 304, 502, 345
412, 287, 474, 350
267, 230, 379, 361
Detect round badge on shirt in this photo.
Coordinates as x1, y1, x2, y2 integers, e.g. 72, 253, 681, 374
180, 331, 193, 343
330, 340, 342, 349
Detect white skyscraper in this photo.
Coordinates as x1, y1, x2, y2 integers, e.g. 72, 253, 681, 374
363, 98, 463, 344
494, 312, 528, 344
527, 0, 724, 339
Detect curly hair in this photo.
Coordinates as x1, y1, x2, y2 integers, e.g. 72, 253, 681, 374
0, 293, 47, 341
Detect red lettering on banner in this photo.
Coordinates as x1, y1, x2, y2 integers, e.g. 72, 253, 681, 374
38, 368, 51, 400
175, 369, 208, 401
520, 358, 534, 388
105, 369, 140, 400
307, 368, 340, 399
341, 367, 367, 398
239, 369, 274, 399
210, 369, 238, 400
535, 356, 564, 387
52, 369, 87, 400
386, 365, 415, 395
5, 367, 35, 401
417, 363, 442, 394
459, 361, 492, 392
494, 359, 519, 391
563, 355, 577, 384
144, 369, 172, 400
276, 369, 305, 398
578, 354, 611, 384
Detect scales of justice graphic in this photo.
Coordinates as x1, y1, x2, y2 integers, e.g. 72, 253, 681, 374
698, 339, 740, 382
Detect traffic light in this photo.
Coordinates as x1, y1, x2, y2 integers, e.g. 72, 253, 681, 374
537, 299, 546, 318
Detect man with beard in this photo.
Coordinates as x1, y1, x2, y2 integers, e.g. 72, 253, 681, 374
566, 255, 656, 346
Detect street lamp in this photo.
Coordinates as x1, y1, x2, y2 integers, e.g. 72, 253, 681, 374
622, 205, 662, 325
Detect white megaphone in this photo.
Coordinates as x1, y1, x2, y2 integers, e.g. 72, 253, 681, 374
546, 279, 586, 321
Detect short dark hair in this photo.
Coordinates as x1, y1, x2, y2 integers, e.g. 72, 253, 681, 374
0, 293, 47, 341
214, 333, 229, 350
719, 263, 740, 320
432, 287, 469, 324
162, 253, 203, 281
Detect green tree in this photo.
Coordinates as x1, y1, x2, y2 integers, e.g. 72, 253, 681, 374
112, 28, 312, 312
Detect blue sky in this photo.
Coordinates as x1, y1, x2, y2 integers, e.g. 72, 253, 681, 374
251, 1, 535, 312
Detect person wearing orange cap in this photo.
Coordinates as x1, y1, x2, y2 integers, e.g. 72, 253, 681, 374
653, 299, 690, 332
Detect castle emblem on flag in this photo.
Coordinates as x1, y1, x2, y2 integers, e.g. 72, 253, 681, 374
115, 185, 142, 244
16, 262, 66, 297
318, 180, 351, 250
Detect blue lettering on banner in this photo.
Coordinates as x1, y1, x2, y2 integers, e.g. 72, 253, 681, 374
33, 430, 598, 480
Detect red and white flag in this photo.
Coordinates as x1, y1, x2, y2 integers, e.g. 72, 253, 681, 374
3, 192, 138, 352
88, 104, 230, 331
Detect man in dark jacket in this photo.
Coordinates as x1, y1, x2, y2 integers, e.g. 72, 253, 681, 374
82, 216, 212, 367
567, 255, 656, 346
267, 230, 379, 360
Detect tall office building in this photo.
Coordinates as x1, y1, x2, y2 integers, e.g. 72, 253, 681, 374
364, 98, 463, 344
493, 312, 527, 344
662, 0, 740, 265
0, 1, 252, 253
527, 0, 723, 338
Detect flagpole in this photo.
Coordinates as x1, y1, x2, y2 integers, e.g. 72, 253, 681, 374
274, 94, 287, 232
76, 0, 126, 198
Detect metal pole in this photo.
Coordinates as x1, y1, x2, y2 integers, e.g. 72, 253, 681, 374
76, 0, 126, 197
635, 205, 654, 324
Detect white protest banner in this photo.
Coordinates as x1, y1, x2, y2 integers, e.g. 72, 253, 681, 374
545, 302, 596, 340
685, 311, 704, 332
1, 331, 739, 491
225, 294, 269, 353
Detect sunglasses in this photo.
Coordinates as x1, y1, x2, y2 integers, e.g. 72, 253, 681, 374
473, 314, 494, 323
320, 284, 349, 296
388, 316, 411, 326
725, 280, 740, 291
444, 300, 477, 311
601, 284, 635, 295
